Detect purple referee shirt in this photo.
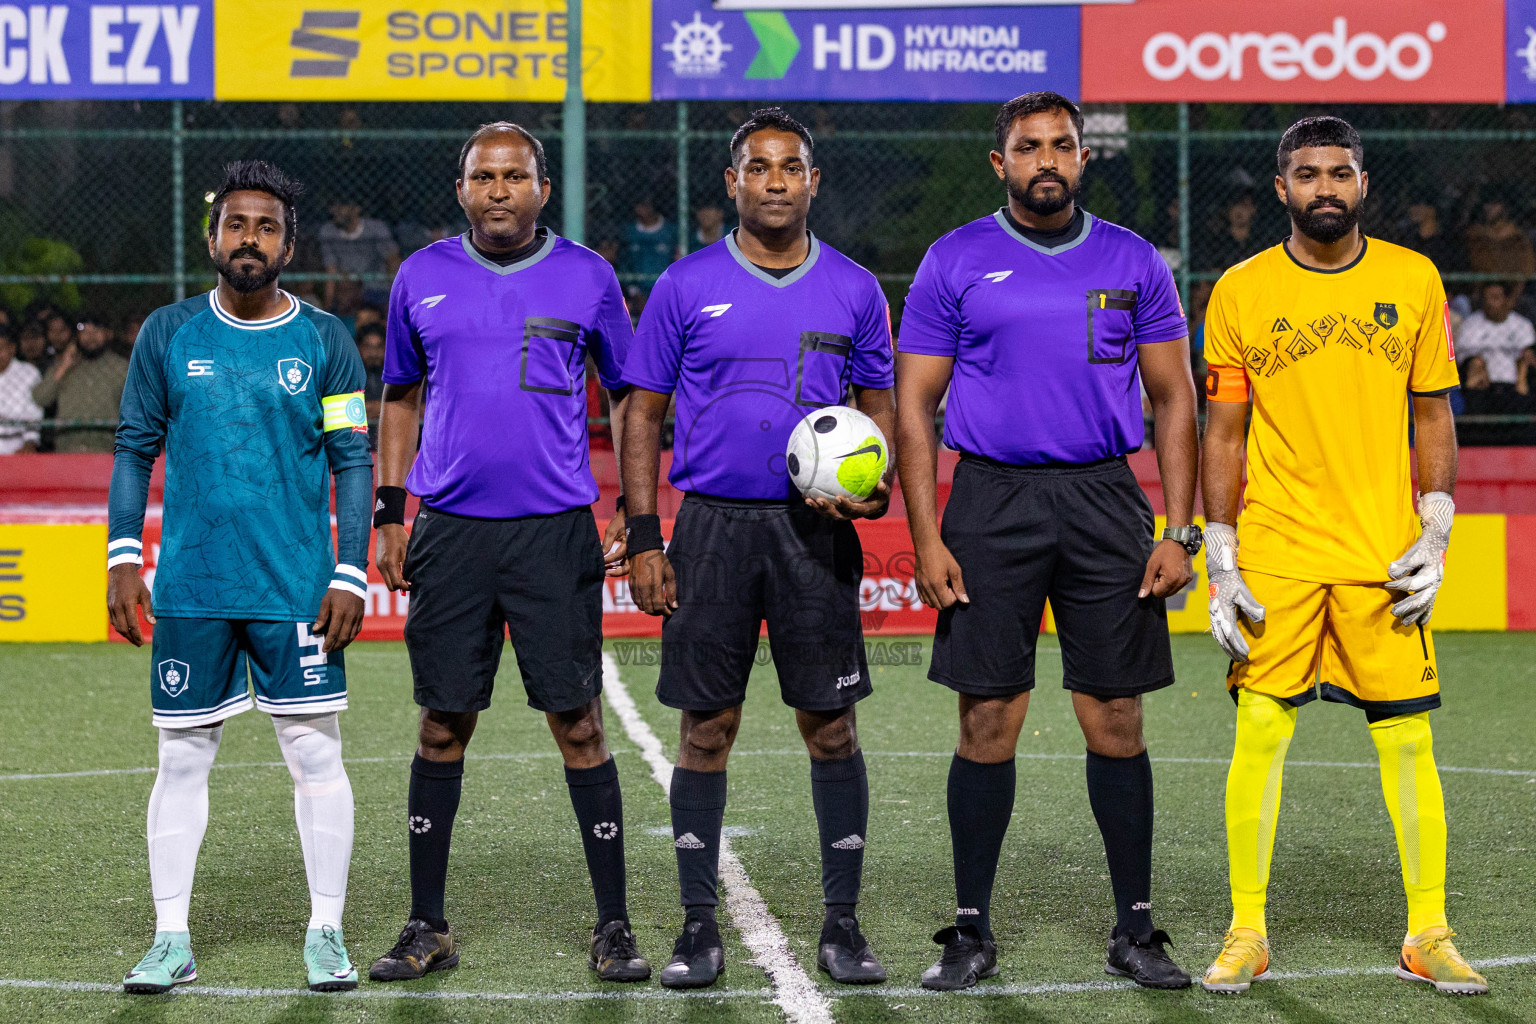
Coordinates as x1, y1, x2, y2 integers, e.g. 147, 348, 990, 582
384, 232, 631, 517
899, 210, 1187, 465
622, 232, 895, 500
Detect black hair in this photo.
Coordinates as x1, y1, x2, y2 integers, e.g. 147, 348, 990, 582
994, 91, 1084, 151
729, 107, 814, 166
458, 121, 548, 181
1276, 116, 1363, 176
356, 322, 386, 342
207, 160, 303, 245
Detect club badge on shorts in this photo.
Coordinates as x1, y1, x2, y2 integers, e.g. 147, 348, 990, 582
157, 659, 191, 698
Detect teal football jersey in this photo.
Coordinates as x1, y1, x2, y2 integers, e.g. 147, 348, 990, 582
108, 290, 372, 620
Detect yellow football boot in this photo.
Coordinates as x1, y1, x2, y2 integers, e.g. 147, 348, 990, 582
1202, 928, 1272, 993
1396, 927, 1488, 995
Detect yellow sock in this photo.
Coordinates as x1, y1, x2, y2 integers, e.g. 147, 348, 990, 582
1369, 712, 1448, 936
1225, 689, 1297, 937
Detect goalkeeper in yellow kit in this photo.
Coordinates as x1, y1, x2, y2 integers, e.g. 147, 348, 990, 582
1199, 116, 1486, 996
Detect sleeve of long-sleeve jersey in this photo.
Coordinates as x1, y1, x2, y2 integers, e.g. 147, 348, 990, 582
315, 314, 373, 594
329, 464, 372, 596
318, 315, 373, 474
107, 312, 172, 567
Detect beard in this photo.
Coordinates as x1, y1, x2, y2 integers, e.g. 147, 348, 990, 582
214, 245, 284, 293
1290, 195, 1361, 245
1006, 169, 1082, 217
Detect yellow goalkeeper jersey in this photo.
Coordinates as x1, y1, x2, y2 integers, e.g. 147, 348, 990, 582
1203, 237, 1459, 585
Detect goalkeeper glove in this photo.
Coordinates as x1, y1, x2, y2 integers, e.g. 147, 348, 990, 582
1205, 522, 1266, 662
1386, 491, 1453, 627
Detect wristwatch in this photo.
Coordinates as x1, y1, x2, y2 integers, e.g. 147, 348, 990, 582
1162, 524, 1203, 556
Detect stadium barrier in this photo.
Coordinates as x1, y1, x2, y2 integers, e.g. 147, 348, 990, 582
0, 449, 1526, 641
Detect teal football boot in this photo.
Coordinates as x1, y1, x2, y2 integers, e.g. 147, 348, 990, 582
123, 932, 196, 994
305, 925, 359, 991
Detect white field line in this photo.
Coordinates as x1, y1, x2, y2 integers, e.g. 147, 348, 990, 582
5, 954, 1533, 1004
5, 749, 1536, 784
601, 652, 834, 1024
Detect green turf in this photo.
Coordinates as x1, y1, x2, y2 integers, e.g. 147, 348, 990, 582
2, 634, 1535, 1023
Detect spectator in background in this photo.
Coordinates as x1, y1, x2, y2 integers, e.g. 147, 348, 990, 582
1203, 191, 1261, 272
353, 302, 385, 333
1401, 201, 1461, 276
595, 238, 621, 269
30, 314, 127, 452
1467, 198, 1534, 295
319, 199, 399, 315
1157, 198, 1183, 272
622, 198, 677, 281
0, 328, 43, 453
44, 312, 74, 354
17, 321, 50, 374
693, 204, 730, 249
116, 312, 144, 357
1457, 282, 1535, 386
355, 321, 386, 436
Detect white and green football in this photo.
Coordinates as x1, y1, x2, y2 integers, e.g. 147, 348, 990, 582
785, 406, 888, 502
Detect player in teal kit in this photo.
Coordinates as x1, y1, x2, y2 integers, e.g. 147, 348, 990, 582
107, 162, 373, 994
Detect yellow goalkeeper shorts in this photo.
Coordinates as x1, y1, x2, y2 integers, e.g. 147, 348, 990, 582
1225, 570, 1440, 716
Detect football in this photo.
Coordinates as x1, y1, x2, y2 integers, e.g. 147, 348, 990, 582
785, 406, 889, 501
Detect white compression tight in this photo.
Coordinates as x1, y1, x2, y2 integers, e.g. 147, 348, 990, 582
147, 725, 222, 934
273, 713, 354, 930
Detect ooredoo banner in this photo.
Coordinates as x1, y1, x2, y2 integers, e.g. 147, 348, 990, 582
1082, 0, 1505, 103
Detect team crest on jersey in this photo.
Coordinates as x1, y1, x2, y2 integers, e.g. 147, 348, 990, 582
277, 358, 313, 395
1374, 302, 1399, 329
157, 659, 191, 698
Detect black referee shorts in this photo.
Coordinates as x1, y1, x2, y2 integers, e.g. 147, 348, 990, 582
929, 454, 1174, 699
402, 505, 604, 714
656, 494, 872, 714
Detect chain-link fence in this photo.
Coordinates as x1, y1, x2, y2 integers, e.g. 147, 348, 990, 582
3, 99, 1536, 447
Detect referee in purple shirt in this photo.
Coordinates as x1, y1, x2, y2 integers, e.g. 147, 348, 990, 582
622, 108, 895, 989
896, 93, 1201, 991
366, 123, 649, 984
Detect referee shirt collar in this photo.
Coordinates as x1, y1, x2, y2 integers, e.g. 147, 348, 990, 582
726, 229, 821, 288
992, 207, 1095, 256
459, 230, 557, 276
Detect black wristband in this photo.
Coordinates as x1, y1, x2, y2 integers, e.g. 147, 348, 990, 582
373, 486, 407, 528
615, 493, 627, 514
625, 513, 664, 555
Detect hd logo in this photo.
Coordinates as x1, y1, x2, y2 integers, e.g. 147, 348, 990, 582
290, 11, 360, 78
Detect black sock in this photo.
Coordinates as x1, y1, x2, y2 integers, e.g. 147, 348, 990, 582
1085, 749, 1155, 941
810, 751, 868, 918
408, 754, 463, 926
669, 766, 727, 914
566, 756, 628, 926
947, 754, 1016, 939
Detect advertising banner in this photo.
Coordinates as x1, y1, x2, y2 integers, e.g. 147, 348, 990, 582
0, 0, 212, 99
213, 0, 649, 101
0, 523, 107, 641
77, 512, 1508, 643
1508, 0, 1536, 102
1081, 0, 1505, 103
652, 0, 1078, 102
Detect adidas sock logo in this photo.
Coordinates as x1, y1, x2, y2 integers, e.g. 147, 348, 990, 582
675, 832, 705, 850
831, 834, 865, 850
